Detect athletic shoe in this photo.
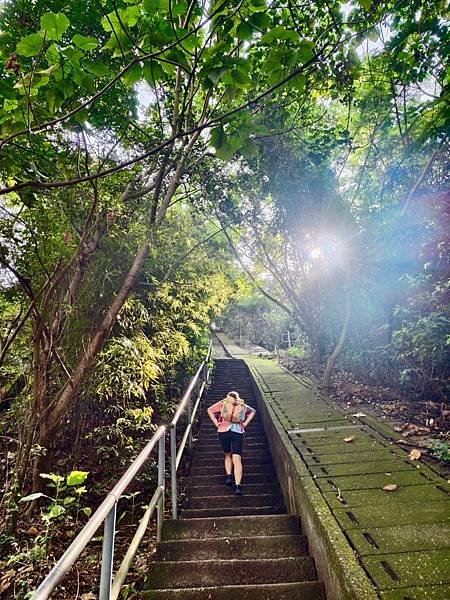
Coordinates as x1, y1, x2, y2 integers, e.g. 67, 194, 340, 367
234, 485, 242, 496
225, 474, 234, 487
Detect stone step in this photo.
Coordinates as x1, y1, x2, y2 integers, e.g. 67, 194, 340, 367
186, 493, 282, 510
187, 482, 281, 498
162, 515, 300, 541
191, 457, 273, 468
181, 505, 285, 518
137, 581, 325, 600
190, 463, 275, 476
146, 557, 316, 589
196, 436, 267, 445
195, 435, 268, 452
189, 472, 276, 486
192, 448, 269, 459
154, 534, 308, 561
196, 428, 267, 443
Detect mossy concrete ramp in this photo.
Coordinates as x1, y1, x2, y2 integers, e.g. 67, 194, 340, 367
216, 334, 450, 600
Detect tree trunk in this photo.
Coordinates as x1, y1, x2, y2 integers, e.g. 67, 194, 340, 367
322, 277, 351, 392
31, 240, 150, 492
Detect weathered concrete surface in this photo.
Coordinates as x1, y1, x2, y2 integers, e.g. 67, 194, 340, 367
138, 581, 326, 600
216, 333, 450, 600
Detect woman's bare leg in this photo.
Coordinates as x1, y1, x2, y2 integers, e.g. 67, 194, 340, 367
232, 454, 243, 485
224, 452, 233, 475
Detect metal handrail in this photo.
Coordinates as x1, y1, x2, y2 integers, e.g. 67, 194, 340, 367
31, 340, 213, 600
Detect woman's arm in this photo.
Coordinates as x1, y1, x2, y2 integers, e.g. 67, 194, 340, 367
207, 402, 221, 428
243, 408, 256, 429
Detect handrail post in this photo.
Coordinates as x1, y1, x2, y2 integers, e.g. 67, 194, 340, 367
170, 424, 177, 519
157, 434, 165, 542
99, 503, 117, 600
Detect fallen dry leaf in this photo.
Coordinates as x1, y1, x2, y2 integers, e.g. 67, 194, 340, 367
393, 426, 403, 432
352, 412, 367, 418
81, 593, 96, 600
26, 526, 39, 535
383, 484, 398, 492
343, 436, 355, 443
409, 449, 421, 461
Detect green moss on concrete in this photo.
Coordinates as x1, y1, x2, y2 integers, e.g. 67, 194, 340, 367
362, 548, 450, 589
292, 429, 373, 446
323, 483, 450, 510
347, 523, 450, 555
379, 583, 450, 599
315, 469, 439, 493
299, 441, 393, 454
333, 499, 450, 529
302, 449, 402, 465
309, 460, 414, 478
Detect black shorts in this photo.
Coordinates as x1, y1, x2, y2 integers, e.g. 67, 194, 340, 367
218, 431, 244, 455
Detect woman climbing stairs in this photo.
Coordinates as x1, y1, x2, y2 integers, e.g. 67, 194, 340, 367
142, 359, 326, 599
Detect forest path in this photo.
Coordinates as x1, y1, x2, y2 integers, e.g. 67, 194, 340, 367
215, 333, 450, 600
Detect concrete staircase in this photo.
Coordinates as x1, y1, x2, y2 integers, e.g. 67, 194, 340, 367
143, 359, 326, 599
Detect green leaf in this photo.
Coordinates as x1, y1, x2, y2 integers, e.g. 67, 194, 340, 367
122, 63, 142, 87
74, 107, 89, 124
85, 62, 112, 77
143, 61, 163, 86
45, 43, 60, 64
210, 127, 224, 149
40, 12, 70, 41
261, 26, 298, 44
82, 507, 92, 517
240, 139, 259, 159
231, 69, 251, 87
38, 64, 60, 77
49, 504, 65, 518
171, 0, 188, 17
236, 22, 253, 41
249, 12, 270, 30
19, 492, 48, 502
291, 71, 305, 91
165, 49, 190, 71
40, 472, 65, 484
206, 66, 227, 84
3, 98, 18, 112
215, 141, 235, 161
46, 88, 63, 112
62, 46, 83, 66
296, 41, 315, 64
144, 0, 170, 14
66, 470, 89, 486
359, 0, 372, 9
72, 34, 98, 51
16, 33, 44, 57
367, 28, 379, 42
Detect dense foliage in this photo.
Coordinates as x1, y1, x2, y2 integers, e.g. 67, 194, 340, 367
0, 0, 448, 595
